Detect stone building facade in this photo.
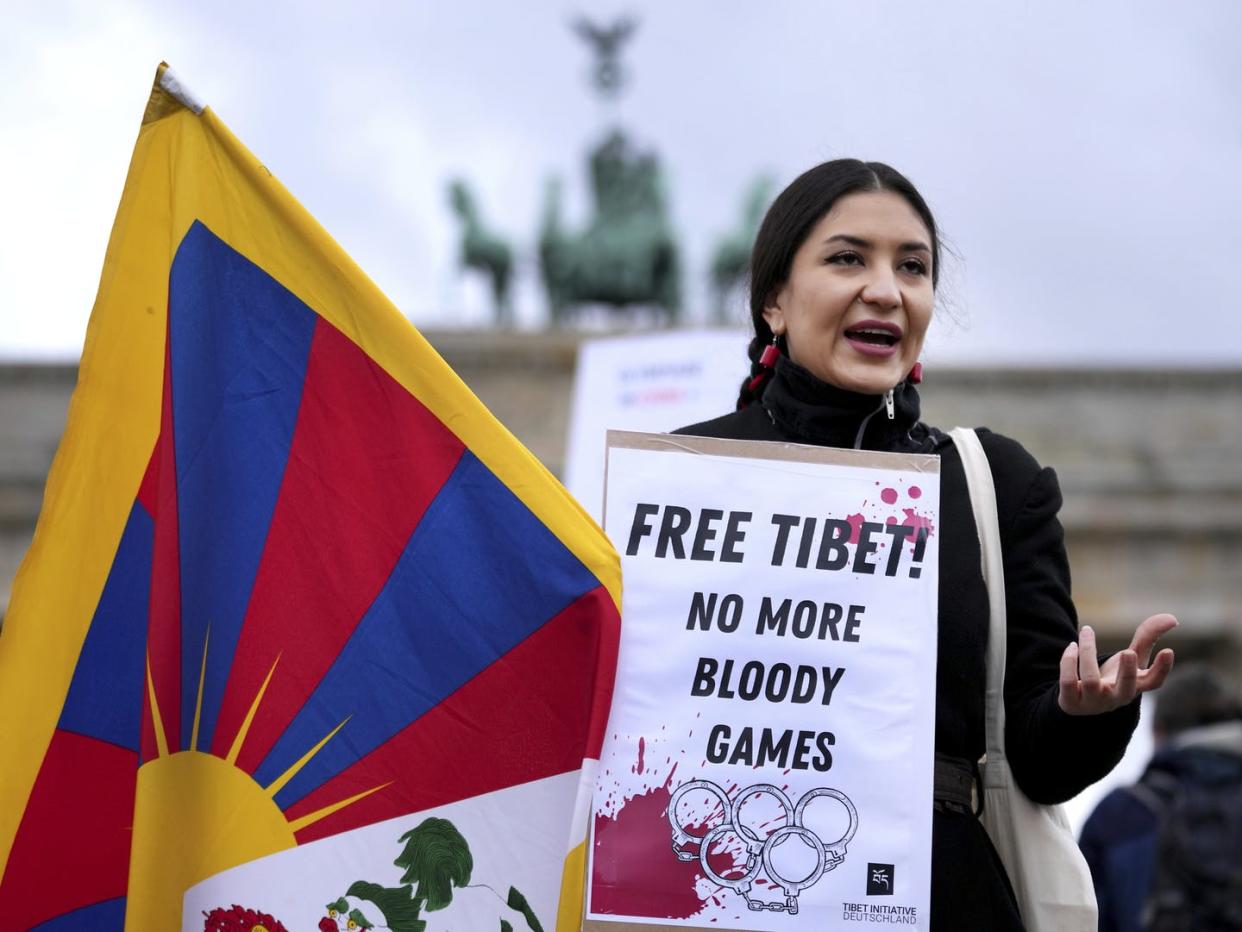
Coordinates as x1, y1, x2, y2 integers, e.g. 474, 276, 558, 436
3, 332, 1239, 672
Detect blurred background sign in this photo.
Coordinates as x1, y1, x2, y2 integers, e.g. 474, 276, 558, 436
563, 330, 747, 521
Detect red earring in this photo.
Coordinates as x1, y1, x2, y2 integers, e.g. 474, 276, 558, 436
745, 333, 781, 396
758, 335, 781, 368
908, 362, 924, 385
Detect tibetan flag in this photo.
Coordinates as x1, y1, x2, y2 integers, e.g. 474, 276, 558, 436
0, 64, 620, 932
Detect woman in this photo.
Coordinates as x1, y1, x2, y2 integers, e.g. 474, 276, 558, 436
674, 159, 1176, 929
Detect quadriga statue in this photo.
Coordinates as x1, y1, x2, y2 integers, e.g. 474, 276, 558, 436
539, 130, 681, 325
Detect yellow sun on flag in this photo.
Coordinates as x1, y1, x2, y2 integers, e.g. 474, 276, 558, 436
126, 633, 388, 930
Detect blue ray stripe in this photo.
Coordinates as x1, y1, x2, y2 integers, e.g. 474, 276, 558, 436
169, 221, 316, 752
57, 501, 153, 751
254, 451, 601, 807
32, 897, 125, 930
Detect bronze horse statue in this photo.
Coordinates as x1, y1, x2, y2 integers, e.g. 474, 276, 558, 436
447, 179, 514, 326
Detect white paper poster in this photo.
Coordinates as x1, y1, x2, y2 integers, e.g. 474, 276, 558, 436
586, 432, 940, 931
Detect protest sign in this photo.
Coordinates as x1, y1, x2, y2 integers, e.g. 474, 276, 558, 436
586, 431, 940, 931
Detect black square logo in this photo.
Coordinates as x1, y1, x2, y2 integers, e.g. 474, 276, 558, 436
867, 863, 894, 895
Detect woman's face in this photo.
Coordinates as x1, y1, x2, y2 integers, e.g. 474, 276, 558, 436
763, 190, 935, 395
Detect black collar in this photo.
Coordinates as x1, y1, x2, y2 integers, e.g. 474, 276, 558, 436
760, 356, 929, 453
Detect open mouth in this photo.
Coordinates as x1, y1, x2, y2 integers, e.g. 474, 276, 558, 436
849, 325, 899, 345
844, 325, 904, 347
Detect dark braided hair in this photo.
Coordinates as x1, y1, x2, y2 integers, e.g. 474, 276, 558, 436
736, 159, 941, 408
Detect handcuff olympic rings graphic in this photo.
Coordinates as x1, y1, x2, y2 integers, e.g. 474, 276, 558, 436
667, 779, 859, 915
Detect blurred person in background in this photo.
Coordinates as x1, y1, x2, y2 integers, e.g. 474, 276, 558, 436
1079, 662, 1242, 932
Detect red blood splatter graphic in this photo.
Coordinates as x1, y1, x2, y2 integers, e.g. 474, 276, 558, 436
880, 487, 899, 505
591, 786, 709, 919
592, 723, 764, 919
844, 513, 865, 544
909, 485, 922, 499
902, 508, 935, 538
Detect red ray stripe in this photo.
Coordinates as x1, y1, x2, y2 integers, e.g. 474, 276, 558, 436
0, 730, 136, 929
286, 586, 619, 843
142, 327, 182, 760
136, 435, 159, 517
211, 319, 466, 771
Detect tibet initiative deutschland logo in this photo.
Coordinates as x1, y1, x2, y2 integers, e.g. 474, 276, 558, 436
866, 863, 894, 896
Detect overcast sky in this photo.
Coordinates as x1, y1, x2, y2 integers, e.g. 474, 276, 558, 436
2, 0, 1240, 365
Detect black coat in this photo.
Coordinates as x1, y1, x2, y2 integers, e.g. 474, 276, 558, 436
674, 357, 1139, 930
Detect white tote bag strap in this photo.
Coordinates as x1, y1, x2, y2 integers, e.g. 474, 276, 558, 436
949, 427, 1098, 932
948, 427, 1007, 772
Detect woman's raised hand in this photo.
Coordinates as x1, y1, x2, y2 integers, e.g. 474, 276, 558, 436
1058, 613, 1178, 715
